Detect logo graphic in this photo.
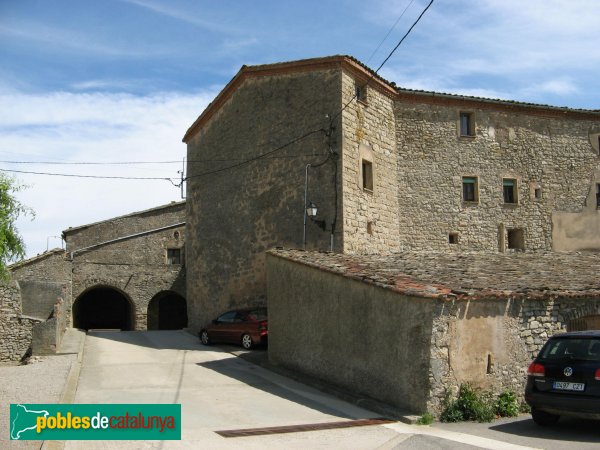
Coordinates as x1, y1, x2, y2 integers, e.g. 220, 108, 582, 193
563, 367, 573, 377
11, 404, 50, 440
10, 404, 181, 440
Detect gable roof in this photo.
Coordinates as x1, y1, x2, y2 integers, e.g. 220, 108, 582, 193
183, 55, 600, 143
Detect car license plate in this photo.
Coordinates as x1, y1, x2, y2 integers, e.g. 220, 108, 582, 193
553, 381, 585, 392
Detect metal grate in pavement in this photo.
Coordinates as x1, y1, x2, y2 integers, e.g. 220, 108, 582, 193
215, 418, 395, 438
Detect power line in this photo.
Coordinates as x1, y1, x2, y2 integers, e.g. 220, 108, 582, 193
365, 0, 416, 64
333, 0, 435, 123
0, 168, 179, 184
0, 153, 328, 165
183, 128, 327, 182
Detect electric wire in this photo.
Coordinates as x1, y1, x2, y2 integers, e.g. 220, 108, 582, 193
1, 1, 434, 188
0, 168, 179, 186
365, 0, 416, 64
332, 0, 435, 123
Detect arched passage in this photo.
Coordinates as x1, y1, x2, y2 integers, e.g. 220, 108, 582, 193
147, 291, 187, 330
73, 287, 134, 331
568, 315, 600, 331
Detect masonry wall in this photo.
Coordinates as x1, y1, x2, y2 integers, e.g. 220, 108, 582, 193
341, 72, 401, 253
10, 251, 70, 353
0, 282, 38, 362
428, 295, 600, 413
267, 254, 437, 414
186, 69, 343, 330
392, 100, 600, 252
64, 202, 186, 251
71, 225, 186, 330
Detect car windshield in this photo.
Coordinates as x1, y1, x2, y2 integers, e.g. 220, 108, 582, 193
244, 308, 267, 321
540, 338, 600, 362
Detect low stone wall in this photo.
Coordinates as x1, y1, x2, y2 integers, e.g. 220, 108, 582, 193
427, 296, 600, 413
0, 283, 40, 362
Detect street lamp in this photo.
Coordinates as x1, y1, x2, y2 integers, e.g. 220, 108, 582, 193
306, 202, 318, 218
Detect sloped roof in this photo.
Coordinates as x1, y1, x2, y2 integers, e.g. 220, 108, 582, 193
268, 249, 600, 301
183, 55, 600, 143
62, 200, 186, 236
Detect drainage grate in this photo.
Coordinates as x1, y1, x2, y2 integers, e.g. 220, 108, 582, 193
215, 418, 395, 438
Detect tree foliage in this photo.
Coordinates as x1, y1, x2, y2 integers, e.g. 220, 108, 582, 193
0, 175, 33, 279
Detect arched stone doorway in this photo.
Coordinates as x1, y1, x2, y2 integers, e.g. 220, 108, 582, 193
568, 315, 600, 331
73, 286, 134, 331
147, 291, 187, 330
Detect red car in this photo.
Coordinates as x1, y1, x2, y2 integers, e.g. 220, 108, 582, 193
199, 307, 268, 349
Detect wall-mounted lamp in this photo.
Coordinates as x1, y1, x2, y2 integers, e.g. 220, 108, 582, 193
306, 202, 327, 231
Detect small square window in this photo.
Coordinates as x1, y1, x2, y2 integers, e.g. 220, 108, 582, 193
356, 84, 368, 103
503, 178, 518, 204
462, 176, 478, 202
362, 160, 373, 191
167, 248, 181, 265
459, 112, 475, 137
507, 229, 525, 250
448, 233, 459, 244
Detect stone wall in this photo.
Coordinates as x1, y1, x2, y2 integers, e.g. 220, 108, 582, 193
341, 72, 401, 254
64, 202, 186, 251
71, 224, 186, 330
186, 69, 343, 330
428, 296, 600, 413
0, 282, 39, 362
267, 253, 437, 414
393, 100, 600, 252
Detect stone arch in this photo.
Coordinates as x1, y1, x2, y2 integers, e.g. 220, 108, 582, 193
73, 285, 135, 331
563, 299, 600, 331
147, 291, 187, 330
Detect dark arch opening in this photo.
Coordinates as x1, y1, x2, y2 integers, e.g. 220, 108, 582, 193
73, 287, 134, 331
147, 292, 188, 330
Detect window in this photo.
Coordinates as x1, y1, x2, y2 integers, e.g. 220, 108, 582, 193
356, 84, 368, 103
367, 221, 374, 235
462, 176, 478, 202
597, 184, 600, 208
534, 187, 542, 199
216, 311, 236, 323
166, 248, 181, 265
459, 112, 474, 137
507, 228, 525, 250
503, 178, 518, 204
362, 159, 373, 191
448, 233, 459, 244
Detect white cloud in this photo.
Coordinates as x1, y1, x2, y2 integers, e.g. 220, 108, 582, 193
367, 0, 600, 106
0, 88, 215, 258
120, 0, 236, 34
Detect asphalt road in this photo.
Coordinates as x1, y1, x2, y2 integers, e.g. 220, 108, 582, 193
61, 330, 599, 449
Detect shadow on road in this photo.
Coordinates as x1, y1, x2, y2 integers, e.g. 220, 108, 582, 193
490, 416, 600, 443
86, 329, 226, 351
196, 356, 373, 421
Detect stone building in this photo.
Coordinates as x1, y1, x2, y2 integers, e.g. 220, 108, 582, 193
183, 55, 600, 328
183, 54, 600, 413
1, 201, 187, 361
267, 249, 600, 414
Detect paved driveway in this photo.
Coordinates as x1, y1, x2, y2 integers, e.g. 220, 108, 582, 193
61, 330, 598, 449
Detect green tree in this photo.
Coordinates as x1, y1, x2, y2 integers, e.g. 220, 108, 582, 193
0, 174, 33, 279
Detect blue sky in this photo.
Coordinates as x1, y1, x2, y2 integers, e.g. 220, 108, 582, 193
1, 0, 599, 257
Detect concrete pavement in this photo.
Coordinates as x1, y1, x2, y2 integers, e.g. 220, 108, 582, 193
56, 330, 593, 449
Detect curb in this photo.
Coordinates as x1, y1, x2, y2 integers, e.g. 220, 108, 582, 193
40, 330, 86, 450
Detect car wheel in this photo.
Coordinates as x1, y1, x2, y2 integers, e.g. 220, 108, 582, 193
199, 330, 211, 346
531, 408, 559, 426
241, 334, 253, 350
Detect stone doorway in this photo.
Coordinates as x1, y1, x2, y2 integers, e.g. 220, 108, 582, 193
147, 291, 188, 330
73, 287, 134, 331
568, 315, 600, 331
